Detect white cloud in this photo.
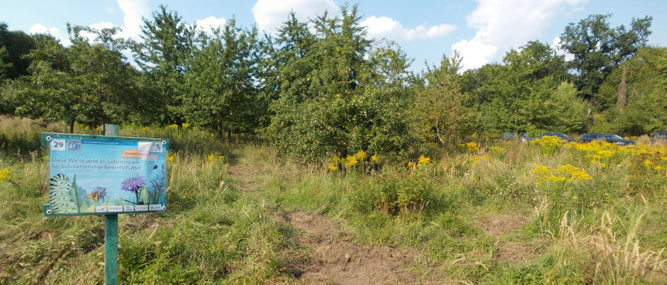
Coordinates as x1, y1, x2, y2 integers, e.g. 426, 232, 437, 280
29, 23, 70, 45
252, 0, 337, 32
452, 0, 589, 71
195, 16, 227, 35
79, 21, 117, 42
551, 36, 574, 61
116, 0, 150, 39
361, 16, 456, 41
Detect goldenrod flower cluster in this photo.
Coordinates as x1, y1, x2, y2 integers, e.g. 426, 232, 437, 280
460, 142, 479, 153
166, 155, 175, 163
417, 155, 430, 167
566, 141, 665, 172
208, 153, 225, 162
531, 164, 592, 185
530, 135, 567, 153
328, 151, 377, 172
0, 168, 10, 183
489, 146, 505, 153
469, 155, 491, 165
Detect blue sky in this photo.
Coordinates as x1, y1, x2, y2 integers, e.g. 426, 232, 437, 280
1, 0, 664, 72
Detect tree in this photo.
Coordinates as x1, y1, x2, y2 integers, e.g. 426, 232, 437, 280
266, 5, 417, 161
559, 14, 652, 106
17, 26, 136, 133
183, 19, 262, 137
66, 25, 138, 132
415, 52, 475, 151
0, 22, 36, 80
594, 47, 667, 135
465, 41, 586, 135
133, 5, 194, 125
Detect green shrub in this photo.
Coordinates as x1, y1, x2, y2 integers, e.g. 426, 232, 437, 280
349, 173, 437, 215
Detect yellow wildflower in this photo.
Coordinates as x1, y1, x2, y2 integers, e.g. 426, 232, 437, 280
417, 155, 431, 167
643, 159, 654, 166
182, 123, 191, 128
489, 146, 505, 153
208, 154, 215, 161
166, 156, 175, 163
345, 156, 358, 167
328, 164, 338, 172
141, 126, 150, 131
167, 124, 179, 129
408, 161, 414, 167
354, 150, 367, 160
0, 168, 10, 182
462, 142, 479, 153
654, 165, 664, 171
370, 154, 379, 162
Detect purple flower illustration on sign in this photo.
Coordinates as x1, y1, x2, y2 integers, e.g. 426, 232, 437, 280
121, 176, 145, 204
121, 176, 145, 193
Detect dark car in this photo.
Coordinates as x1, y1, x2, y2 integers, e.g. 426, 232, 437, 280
537, 132, 574, 142
580, 133, 634, 146
653, 131, 667, 143
503, 132, 532, 142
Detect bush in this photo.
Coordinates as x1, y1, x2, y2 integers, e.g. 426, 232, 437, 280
349, 173, 437, 215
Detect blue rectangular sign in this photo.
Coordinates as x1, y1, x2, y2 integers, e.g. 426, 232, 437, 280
43, 133, 169, 216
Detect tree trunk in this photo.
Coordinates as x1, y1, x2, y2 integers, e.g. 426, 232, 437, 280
69, 120, 75, 134
616, 66, 627, 111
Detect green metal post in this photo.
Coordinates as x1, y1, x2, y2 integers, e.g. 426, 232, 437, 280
105, 214, 118, 285
104, 124, 119, 285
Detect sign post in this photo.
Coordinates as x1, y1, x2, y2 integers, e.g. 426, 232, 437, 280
104, 124, 119, 285
42, 125, 169, 285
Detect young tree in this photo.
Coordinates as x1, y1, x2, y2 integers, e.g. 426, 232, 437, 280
266, 5, 416, 161
18, 26, 136, 133
133, 5, 194, 125
183, 20, 262, 137
559, 14, 652, 106
415, 52, 475, 151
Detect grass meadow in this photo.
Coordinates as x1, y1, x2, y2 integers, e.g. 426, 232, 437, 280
0, 116, 665, 284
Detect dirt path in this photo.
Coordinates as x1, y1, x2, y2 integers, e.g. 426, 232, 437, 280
228, 156, 430, 284
285, 211, 418, 284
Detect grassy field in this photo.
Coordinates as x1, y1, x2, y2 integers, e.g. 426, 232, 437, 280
1, 117, 665, 284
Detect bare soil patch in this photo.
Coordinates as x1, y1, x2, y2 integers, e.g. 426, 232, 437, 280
478, 215, 528, 236
285, 211, 425, 285
496, 242, 535, 264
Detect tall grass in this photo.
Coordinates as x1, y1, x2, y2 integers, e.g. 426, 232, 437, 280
1, 118, 665, 283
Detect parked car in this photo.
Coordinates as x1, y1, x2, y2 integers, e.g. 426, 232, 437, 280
537, 132, 574, 142
652, 131, 667, 143
503, 132, 532, 142
579, 133, 634, 146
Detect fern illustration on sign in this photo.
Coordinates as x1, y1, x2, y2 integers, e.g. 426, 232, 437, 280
49, 173, 78, 213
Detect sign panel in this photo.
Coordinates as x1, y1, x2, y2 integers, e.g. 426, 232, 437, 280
42, 133, 169, 216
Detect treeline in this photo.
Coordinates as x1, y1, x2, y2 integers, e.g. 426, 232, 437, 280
1, 5, 665, 161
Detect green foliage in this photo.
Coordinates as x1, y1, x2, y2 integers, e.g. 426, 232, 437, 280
464, 41, 587, 135
17, 27, 138, 133
349, 173, 437, 215
560, 14, 652, 104
594, 47, 667, 135
133, 5, 194, 125
415, 52, 475, 150
0, 22, 35, 80
183, 19, 263, 136
265, 6, 417, 162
